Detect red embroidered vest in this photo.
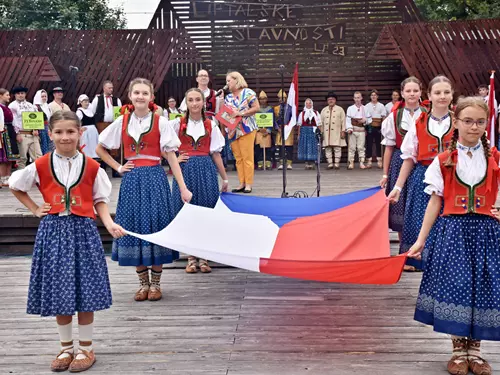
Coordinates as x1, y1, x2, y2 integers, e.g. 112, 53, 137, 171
392, 103, 427, 149
122, 113, 162, 161
301, 111, 318, 126
439, 148, 500, 217
35, 153, 99, 219
178, 117, 212, 156
415, 112, 454, 166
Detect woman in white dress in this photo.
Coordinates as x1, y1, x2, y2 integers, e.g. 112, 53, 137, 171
76, 94, 99, 159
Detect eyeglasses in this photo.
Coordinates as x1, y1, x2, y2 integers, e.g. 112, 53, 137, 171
198, 74, 209, 77
457, 118, 488, 127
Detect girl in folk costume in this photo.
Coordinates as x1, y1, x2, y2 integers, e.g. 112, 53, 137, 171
408, 97, 500, 375
172, 88, 228, 273
388, 75, 454, 271
9, 111, 125, 373
274, 89, 294, 170
164, 96, 180, 117
255, 90, 274, 170
380, 77, 426, 242
76, 94, 100, 159
297, 98, 321, 169
96, 78, 192, 302
33, 89, 53, 155
0, 88, 19, 187
364, 89, 387, 169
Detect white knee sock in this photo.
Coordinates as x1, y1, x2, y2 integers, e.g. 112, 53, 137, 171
77, 323, 94, 359
57, 322, 73, 359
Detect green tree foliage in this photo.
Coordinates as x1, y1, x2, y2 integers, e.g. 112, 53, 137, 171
415, 0, 500, 21
0, 0, 127, 29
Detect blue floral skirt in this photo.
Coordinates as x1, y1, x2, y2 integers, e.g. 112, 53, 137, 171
415, 214, 500, 340
27, 215, 112, 317
112, 165, 179, 266
385, 149, 407, 232
172, 155, 219, 215
39, 125, 53, 155
298, 127, 318, 161
400, 163, 428, 269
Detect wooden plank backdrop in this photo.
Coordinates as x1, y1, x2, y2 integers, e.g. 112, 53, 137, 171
150, 0, 423, 108
369, 19, 500, 95
0, 29, 201, 108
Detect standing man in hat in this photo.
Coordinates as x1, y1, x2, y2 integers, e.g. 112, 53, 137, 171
8, 86, 42, 169
255, 91, 274, 170
320, 91, 346, 169
48, 87, 70, 114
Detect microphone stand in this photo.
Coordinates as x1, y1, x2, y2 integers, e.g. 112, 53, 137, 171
315, 128, 322, 197
279, 65, 288, 198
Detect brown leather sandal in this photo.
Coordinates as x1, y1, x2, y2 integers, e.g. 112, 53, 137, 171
51, 349, 74, 372
199, 259, 212, 273
469, 356, 492, 375
69, 349, 95, 373
185, 257, 198, 273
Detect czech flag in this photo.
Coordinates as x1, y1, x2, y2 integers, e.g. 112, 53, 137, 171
488, 71, 497, 147
284, 63, 299, 141
127, 188, 407, 285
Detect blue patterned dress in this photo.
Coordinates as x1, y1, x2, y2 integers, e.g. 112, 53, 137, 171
297, 110, 320, 162
171, 118, 224, 214
415, 147, 500, 340
99, 112, 182, 266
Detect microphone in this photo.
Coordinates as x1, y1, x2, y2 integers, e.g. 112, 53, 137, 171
69, 65, 79, 72
279, 64, 285, 70
215, 85, 228, 96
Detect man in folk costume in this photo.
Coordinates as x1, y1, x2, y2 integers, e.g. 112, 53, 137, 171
8, 86, 42, 169
91, 80, 122, 134
320, 91, 346, 169
179, 69, 223, 117
48, 87, 70, 114
91, 80, 122, 177
255, 91, 274, 170
274, 89, 294, 170
346, 91, 370, 170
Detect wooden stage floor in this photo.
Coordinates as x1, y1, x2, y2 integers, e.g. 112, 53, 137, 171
1, 166, 499, 374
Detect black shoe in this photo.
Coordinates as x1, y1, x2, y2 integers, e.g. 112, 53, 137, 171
243, 188, 252, 194
232, 187, 245, 193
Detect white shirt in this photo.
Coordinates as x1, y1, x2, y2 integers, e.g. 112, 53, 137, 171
171, 118, 225, 153
8, 152, 112, 212
483, 96, 499, 115
91, 95, 122, 123
364, 102, 387, 119
385, 102, 396, 113
346, 104, 371, 130
381, 107, 423, 146
400, 114, 452, 163
424, 142, 487, 196
76, 107, 95, 123
98, 112, 181, 159
8, 100, 38, 133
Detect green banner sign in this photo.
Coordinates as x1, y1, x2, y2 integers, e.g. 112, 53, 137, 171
113, 106, 121, 120
256, 113, 274, 128
22, 112, 45, 130
169, 113, 184, 120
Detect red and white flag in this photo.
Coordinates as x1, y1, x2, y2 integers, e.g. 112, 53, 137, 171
284, 63, 299, 140
488, 71, 496, 146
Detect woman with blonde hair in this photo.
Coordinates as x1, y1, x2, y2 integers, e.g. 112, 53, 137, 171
224, 71, 260, 193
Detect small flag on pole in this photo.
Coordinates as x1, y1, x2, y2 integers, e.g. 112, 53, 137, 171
487, 71, 496, 147
284, 63, 299, 140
